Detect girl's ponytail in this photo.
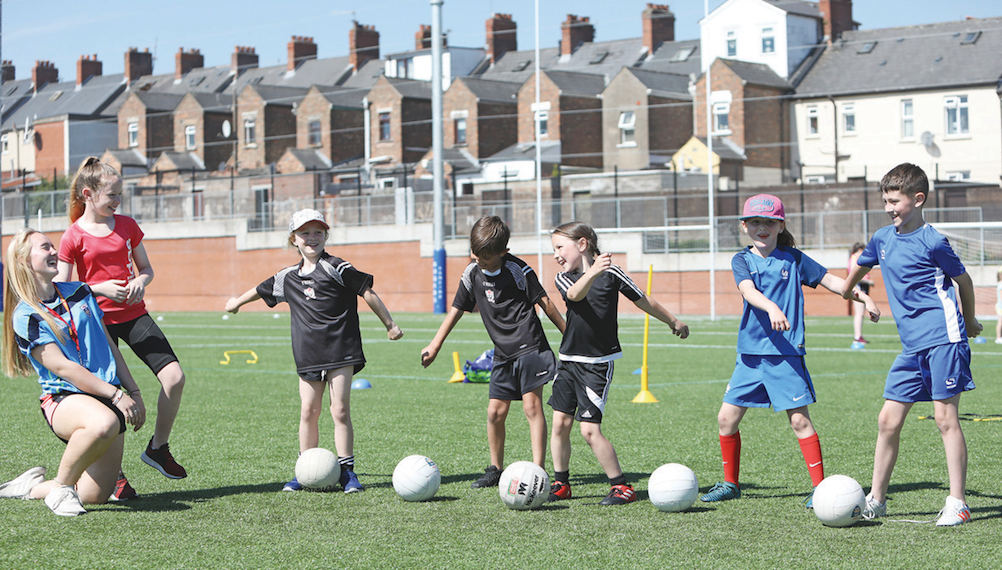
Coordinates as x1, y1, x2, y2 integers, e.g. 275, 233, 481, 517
67, 157, 121, 222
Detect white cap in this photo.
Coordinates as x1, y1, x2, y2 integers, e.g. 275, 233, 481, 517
288, 209, 330, 232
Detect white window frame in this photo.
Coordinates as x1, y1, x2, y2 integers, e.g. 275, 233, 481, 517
128, 122, 139, 147
535, 111, 548, 136
184, 125, 196, 150
454, 118, 467, 145
307, 119, 322, 147
712, 103, 731, 134
944, 95, 969, 136
243, 117, 257, 146
900, 99, 914, 139
945, 171, 970, 182
806, 106, 819, 138
761, 27, 775, 54
618, 111, 636, 146
726, 31, 737, 57
841, 103, 856, 135
378, 112, 391, 141
1, 134, 8, 155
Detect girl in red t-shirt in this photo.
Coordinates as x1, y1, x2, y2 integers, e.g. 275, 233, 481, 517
56, 157, 188, 498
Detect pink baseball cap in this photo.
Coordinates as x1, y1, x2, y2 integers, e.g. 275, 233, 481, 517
740, 194, 785, 221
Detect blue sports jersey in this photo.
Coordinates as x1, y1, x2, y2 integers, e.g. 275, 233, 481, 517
732, 246, 828, 356
13, 282, 119, 395
857, 224, 967, 353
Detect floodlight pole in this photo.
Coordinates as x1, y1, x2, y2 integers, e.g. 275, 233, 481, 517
705, 0, 716, 321
431, 0, 446, 313
534, 0, 544, 282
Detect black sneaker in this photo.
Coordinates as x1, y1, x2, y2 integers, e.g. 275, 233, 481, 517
471, 465, 501, 489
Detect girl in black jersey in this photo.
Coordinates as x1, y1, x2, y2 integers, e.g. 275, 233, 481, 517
548, 221, 689, 505
226, 209, 403, 493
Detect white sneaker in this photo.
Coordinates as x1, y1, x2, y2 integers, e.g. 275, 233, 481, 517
995, 338, 1002, 345
44, 485, 87, 517
936, 495, 971, 526
861, 492, 886, 520
0, 467, 46, 499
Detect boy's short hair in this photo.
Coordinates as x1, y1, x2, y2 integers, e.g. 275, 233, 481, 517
470, 215, 510, 258
880, 163, 929, 199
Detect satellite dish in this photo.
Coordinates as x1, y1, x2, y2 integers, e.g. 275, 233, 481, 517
920, 131, 934, 146
221, 119, 231, 138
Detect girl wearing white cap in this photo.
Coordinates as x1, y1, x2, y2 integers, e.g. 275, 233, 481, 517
225, 209, 403, 493
700, 194, 879, 507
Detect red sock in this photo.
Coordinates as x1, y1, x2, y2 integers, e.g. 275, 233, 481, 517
799, 433, 824, 487
720, 432, 741, 486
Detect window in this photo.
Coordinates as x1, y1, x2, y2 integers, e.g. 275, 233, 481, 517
901, 99, 914, 139
535, 111, 548, 136
379, 112, 391, 141
961, 31, 980, 45
806, 106, 819, 137
243, 117, 256, 145
618, 111, 636, 145
670, 47, 695, 62
713, 103, 730, 134
726, 31, 736, 57
308, 120, 322, 146
185, 125, 196, 150
128, 122, 139, 147
945, 171, 970, 181
589, 51, 609, 64
842, 104, 856, 134
397, 58, 410, 78
857, 41, 877, 54
454, 118, 467, 145
1, 134, 8, 154
944, 96, 968, 135
761, 27, 775, 54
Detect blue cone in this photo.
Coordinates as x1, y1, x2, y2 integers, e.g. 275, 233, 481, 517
351, 378, 372, 390
974, 337, 987, 344
632, 368, 642, 375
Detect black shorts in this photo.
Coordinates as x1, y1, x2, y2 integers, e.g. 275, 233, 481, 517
39, 392, 126, 444
106, 313, 178, 375
488, 349, 556, 401
548, 360, 614, 423
298, 365, 358, 383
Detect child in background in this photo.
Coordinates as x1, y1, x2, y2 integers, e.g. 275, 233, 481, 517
848, 242, 875, 349
547, 222, 688, 505
1, 229, 146, 516
57, 157, 187, 500
225, 209, 403, 493
421, 215, 566, 489
701, 194, 878, 507
843, 163, 981, 526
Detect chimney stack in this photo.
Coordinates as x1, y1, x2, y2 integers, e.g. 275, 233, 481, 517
349, 22, 380, 71
819, 0, 855, 43
288, 36, 317, 71
416, 25, 432, 50
642, 4, 675, 53
32, 60, 59, 90
561, 15, 594, 56
124, 47, 153, 84
175, 47, 204, 80
232, 46, 259, 76
486, 13, 517, 64
2, 61, 15, 82
76, 54, 102, 86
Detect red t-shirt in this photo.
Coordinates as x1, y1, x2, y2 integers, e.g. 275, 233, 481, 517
58, 215, 148, 324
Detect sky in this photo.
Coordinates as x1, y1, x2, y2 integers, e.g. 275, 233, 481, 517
2, 0, 1000, 79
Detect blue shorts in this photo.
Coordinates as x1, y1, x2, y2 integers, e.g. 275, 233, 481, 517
724, 354, 816, 412
883, 343, 975, 403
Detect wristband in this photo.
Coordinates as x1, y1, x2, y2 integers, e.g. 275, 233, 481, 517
111, 391, 124, 406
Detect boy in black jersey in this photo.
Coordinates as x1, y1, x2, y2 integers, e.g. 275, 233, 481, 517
421, 216, 566, 488
226, 209, 403, 493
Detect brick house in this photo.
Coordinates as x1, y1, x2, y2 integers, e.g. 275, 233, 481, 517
365, 76, 432, 184
692, 58, 792, 184
602, 67, 693, 171
235, 84, 308, 170
173, 92, 235, 171
517, 69, 605, 169
292, 86, 365, 168
117, 92, 184, 163
443, 77, 519, 159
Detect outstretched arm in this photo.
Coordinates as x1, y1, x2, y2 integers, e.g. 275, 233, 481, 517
225, 287, 261, 313
421, 306, 464, 367
537, 294, 566, 334
841, 263, 873, 299
634, 293, 689, 338
820, 272, 879, 322
362, 287, 403, 340
953, 272, 983, 338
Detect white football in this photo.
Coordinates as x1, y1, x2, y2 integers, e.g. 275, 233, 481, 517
295, 447, 339, 492
812, 474, 866, 527
648, 463, 699, 512
393, 455, 441, 502
499, 461, 548, 510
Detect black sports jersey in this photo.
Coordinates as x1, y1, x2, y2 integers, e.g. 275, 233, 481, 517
453, 254, 550, 362
555, 264, 643, 363
257, 251, 373, 375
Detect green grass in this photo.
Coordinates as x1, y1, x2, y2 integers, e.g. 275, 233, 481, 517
2, 311, 1002, 569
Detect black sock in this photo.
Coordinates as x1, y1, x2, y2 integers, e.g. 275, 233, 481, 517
555, 470, 569, 484
609, 474, 627, 487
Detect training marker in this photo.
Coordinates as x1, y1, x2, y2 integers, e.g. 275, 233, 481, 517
632, 265, 658, 403
220, 350, 259, 365
448, 351, 466, 383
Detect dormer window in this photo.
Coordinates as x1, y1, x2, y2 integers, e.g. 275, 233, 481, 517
857, 41, 877, 54
671, 47, 695, 62
590, 52, 609, 64
961, 31, 981, 45
513, 60, 530, 72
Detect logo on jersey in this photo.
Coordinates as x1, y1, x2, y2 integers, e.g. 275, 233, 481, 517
781, 269, 789, 280
880, 248, 886, 260
486, 289, 495, 303
946, 377, 957, 389
81, 304, 93, 318
304, 286, 316, 300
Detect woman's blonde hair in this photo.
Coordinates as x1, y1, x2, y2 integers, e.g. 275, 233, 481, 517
2, 229, 65, 377
67, 156, 122, 222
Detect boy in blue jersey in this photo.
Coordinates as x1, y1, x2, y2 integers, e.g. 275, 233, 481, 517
843, 163, 982, 526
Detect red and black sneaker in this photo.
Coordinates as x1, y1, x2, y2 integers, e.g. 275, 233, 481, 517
548, 480, 572, 502
141, 438, 188, 479
599, 484, 636, 506
108, 471, 138, 501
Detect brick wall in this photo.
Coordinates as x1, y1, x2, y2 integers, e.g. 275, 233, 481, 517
648, 94, 693, 159
368, 79, 402, 164
517, 73, 559, 143
118, 95, 147, 153
33, 121, 66, 176
237, 88, 266, 169
558, 95, 603, 168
